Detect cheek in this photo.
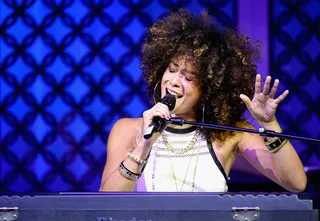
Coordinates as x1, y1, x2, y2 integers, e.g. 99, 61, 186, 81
188, 87, 201, 104
184, 82, 201, 96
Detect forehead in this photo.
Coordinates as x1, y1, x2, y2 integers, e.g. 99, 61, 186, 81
171, 55, 199, 73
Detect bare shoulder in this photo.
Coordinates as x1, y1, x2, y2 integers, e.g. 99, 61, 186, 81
216, 121, 255, 153
111, 117, 142, 134
104, 117, 143, 168
108, 117, 143, 148
235, 120, 255, 130
234, 120, 265, 153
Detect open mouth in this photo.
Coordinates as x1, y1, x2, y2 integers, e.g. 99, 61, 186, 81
166, 88, 183, 99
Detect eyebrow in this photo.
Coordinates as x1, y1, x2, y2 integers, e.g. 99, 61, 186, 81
170, 62, 197, 76
170, 61, 179, 67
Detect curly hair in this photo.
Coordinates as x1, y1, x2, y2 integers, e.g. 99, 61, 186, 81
141, 9, 262, 140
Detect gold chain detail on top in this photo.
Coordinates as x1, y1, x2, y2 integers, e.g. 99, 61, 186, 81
161, 129, 198, 154
152, 141, 200, 192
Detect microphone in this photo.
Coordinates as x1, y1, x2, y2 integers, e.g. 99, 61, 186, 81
143, 94, 176, 139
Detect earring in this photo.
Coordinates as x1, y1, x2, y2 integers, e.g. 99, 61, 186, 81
200, 102, 205, 128
202, 103, 205, 123
153, 81, 161, 104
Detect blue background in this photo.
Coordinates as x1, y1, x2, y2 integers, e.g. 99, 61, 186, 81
0, 0, 319, 193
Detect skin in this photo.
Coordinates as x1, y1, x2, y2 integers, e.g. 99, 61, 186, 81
99, 57, 307, 192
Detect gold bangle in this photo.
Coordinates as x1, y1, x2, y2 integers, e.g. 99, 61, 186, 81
127, 149, 148, 166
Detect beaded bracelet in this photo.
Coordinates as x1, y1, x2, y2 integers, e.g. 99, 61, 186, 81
118, 161, 141, 181
127, 149, 148, 166
265, 136, 288, 153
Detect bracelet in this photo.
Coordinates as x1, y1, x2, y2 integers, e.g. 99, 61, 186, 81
127, 149, 148, 166
118, 161, 141, 181
265, 136, 288, 153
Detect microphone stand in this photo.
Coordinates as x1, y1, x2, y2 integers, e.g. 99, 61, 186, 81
166, 117, 320, 144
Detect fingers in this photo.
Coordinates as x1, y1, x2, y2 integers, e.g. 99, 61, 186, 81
257, 75, 283, 99
274, 90, 289, 104
154, 103, 171, 120
257, 74, 272, 95
240, 94, 253, 110
269, 79, 279, 98
143, 103, 171, 121
255, 74, 262, 94
254, 74, 289, 105
262, 76, 271, 95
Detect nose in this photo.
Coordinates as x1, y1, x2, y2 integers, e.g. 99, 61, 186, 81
170, 72, 182, 87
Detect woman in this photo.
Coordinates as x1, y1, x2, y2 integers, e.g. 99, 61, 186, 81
99, 9, 306, 192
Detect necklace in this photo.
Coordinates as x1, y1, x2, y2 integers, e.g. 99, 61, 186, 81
162, 129, 198, 154
169, 148, 194, 191
152, 129, 200, 192
169, 145, 200, 191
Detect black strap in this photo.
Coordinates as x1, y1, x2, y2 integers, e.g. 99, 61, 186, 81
207, 141, 229, 182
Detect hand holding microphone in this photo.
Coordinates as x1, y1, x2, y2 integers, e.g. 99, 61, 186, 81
143, 94, 176, 139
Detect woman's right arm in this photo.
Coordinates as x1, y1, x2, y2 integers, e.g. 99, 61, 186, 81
99, 118, 147, 191
99, 103, 171, 191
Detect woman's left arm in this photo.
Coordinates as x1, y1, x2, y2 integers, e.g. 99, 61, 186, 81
239, 74, 307, 192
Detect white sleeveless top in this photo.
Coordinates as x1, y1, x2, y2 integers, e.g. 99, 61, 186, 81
136, 126, 228, 192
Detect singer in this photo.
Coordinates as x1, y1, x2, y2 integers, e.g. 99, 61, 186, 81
99, 9, 306, 192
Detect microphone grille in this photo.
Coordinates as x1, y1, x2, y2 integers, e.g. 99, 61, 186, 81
161, 94, 176, 111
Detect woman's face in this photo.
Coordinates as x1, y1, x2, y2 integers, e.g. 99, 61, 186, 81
161, 56, 201, 121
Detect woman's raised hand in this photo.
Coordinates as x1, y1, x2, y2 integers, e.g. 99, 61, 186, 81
240, 74, 289, 125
